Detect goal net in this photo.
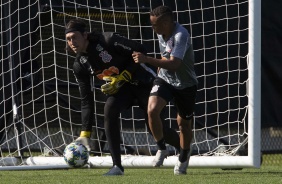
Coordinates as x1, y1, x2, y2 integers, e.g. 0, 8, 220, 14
0, 0, 260, 170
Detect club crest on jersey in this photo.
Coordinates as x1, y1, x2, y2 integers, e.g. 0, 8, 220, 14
162, 37, 174, 58
165, 37, 173, 53
99, 50, 112, 63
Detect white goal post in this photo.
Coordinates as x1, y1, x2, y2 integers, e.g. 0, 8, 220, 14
0, 0, 260, 170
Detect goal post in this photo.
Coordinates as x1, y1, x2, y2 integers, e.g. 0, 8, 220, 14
0, 0, 261, 170
247, 0, 261, 168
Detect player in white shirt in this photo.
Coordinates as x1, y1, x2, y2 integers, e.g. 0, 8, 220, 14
132, 5, 198, 175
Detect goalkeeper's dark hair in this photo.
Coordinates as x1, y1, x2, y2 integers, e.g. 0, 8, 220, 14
65, 19, 87, 34
150, 6, 173, 20
65, 19, 100, 52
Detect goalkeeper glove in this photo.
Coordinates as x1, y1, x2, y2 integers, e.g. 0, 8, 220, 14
101, 70, 132, 95
74, 131, 91, 152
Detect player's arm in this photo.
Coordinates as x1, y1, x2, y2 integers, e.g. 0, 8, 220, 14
106, 32, 147, 55
133, 31, 190, 71
105, 32, 148, 72
73, 61, 94, 131
132, 53, 182, 72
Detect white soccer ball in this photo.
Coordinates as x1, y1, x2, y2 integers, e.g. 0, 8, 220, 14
63, 142, 89, 168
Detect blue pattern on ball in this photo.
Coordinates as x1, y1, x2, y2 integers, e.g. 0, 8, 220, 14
63, 142, 89, 167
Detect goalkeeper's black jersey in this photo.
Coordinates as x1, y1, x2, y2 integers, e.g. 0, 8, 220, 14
73, 32, 156, 85
72, 32, 156, 130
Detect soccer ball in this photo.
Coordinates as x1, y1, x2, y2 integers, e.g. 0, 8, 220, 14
63, 142, 89, 168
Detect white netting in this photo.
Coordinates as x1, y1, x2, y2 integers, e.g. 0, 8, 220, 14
0, 0, 259, 169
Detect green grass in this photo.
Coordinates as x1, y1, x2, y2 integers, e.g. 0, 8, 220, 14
0, 155, 281, 184
0, 166, 281, 184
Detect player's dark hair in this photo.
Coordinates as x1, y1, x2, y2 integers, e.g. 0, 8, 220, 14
65, 19, 100, 52
150, 6, 173, 20
65, 19, 87, 34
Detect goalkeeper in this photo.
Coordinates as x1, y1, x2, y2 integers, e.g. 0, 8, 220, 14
65, 19, 181, 176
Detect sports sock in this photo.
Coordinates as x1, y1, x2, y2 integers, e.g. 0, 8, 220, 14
163, 127, 180, 153
156, 138, 166, 150
179, 148, 189, 163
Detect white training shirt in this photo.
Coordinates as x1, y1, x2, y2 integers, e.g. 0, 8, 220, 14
157, 22, 198, 89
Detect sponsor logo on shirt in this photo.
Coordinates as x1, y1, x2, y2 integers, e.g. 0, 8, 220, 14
114, 42, 132, 51
80, 55, 88, 64
79, 55, 95, 75
96, 66, 119, 80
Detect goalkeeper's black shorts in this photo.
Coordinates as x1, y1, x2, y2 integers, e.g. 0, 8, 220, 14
150, 77, 197, 120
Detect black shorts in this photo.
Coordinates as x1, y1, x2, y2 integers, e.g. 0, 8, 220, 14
150, 77, 197, 120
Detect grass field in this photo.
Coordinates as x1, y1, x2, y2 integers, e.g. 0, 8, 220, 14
0, 155, 281, 184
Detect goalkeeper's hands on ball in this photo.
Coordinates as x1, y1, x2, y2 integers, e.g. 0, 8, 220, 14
74, 131, 91, 152
101, 70, 133, 95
